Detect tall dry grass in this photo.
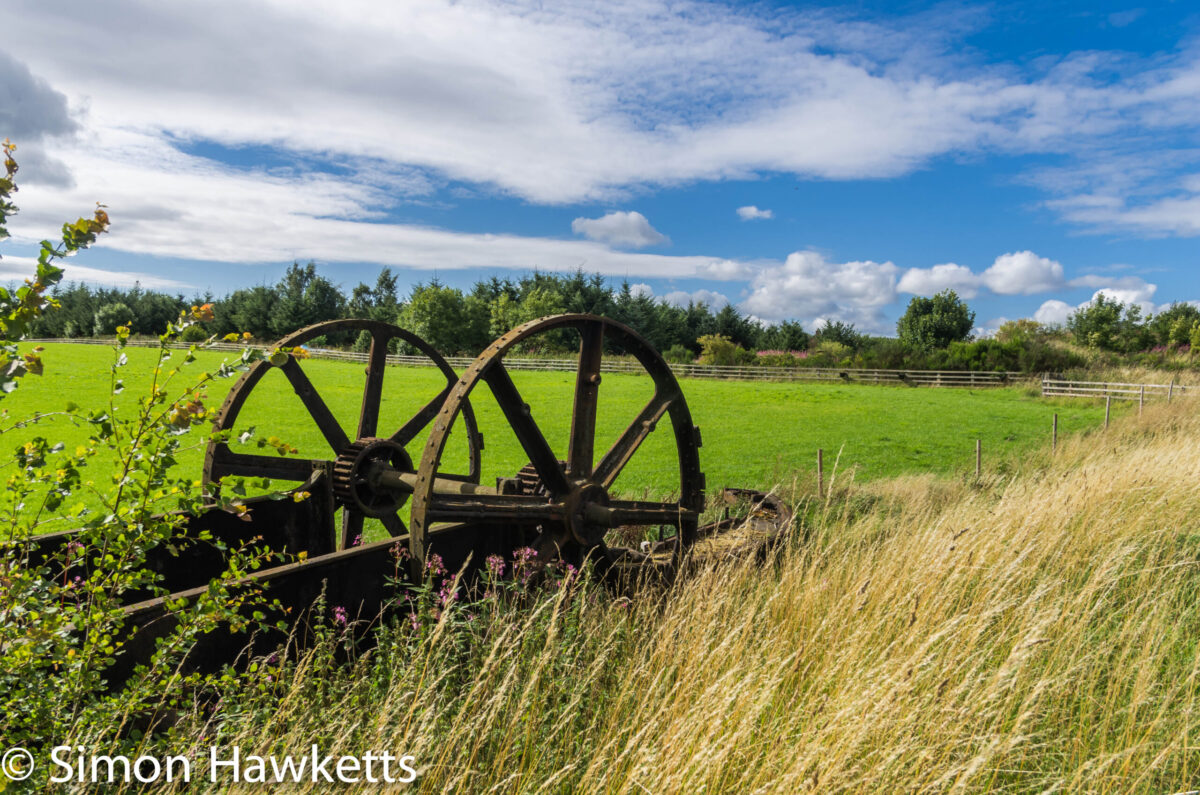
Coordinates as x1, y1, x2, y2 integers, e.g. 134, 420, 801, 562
158, 398, 1200, 793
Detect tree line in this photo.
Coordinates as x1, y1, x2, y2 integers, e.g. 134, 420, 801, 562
28, 263, 809, 358
24, 263, 1200, 372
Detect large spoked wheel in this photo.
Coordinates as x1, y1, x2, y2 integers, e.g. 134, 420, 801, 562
203, 319, 481, 549
409, 314, 705, 575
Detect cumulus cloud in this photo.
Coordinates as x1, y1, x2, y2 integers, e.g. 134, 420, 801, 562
1033, 281, 1161, 328
1034, 299, 1074, 325
981, 250, 1065, 295
571, 211, 667, 248
736, 205, 773, 220
0, 52, 76, 186
740, 250, 898, 330
897, 262, 980, 298
898, 250, 1067, 299
1093, 285, 1158, 313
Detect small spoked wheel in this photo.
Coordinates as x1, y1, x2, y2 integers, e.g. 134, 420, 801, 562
203, 319, 481, 549
409, 314, 705, 575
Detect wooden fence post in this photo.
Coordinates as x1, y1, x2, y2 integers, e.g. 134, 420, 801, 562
1052, 413, 1058, 453
975, 438, 981, 479
1168, 379, 1174, 404
817, 448, 824, 498
1139, 385, 1145, 414
1104, 395, 1111, 429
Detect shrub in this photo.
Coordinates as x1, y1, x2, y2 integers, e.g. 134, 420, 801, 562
0, 142, 279, 774
179, 321, 210, 342
697, 334, 755, 366
661, 344, 694, 364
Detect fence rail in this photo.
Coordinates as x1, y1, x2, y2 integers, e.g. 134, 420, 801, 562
1042, 378, 1193, 402
28, 338, 1024, 387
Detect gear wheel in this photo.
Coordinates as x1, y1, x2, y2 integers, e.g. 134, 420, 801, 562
332, 437, 413, 518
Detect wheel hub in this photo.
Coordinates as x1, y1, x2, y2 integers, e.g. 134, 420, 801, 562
564, 481, 612, 547
333, 437, 414, 518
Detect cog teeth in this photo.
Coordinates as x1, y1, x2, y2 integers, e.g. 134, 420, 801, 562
332, 437, 389, 506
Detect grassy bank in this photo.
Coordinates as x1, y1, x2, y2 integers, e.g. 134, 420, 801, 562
103, 395, 1200, 793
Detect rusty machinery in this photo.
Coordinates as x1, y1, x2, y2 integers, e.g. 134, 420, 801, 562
17, 315, 790, 681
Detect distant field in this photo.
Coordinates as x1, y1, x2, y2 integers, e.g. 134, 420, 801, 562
3, 343, 1111, 532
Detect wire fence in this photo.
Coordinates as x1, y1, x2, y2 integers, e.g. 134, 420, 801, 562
29, 337, 1031, 388
1041, 377, 1193, 403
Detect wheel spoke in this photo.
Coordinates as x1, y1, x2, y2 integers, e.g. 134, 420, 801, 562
567, 321, 604, 478
607, 499, 695, 527
483, 363, 571, 496
426, 493, 565, 525
357, 332, 391, 438
341, 510, 364, 550
208, 447, 325, 481
592, 390, 678, 489
380, 513, 408, 538
279, 356, 351, 453
390, 379, 454, 447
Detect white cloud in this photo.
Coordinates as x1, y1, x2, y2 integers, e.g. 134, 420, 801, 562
1092, 285, 1157, 314
4, 129, 743, 281
897, 262, 980, 298
571, 211, 667, 248
1049, 190, 1200, 237
981, 251, 1065, 295
662, 288, 729, 309
629, 282, 654, 298
1034, 299, 1074, 326
736, 205, 773, 220
1032, 281, 1161, 328
740, 250, 898, 331
5, 0, 1200, 216
0, 255, 191, 290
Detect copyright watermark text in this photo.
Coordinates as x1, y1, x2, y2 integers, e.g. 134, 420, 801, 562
3, 745, 418, 785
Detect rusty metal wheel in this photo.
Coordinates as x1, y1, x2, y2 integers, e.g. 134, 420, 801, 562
409, 314, 705, 574
203, 319, 481, 549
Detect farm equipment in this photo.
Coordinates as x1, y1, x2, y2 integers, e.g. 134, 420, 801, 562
18, 315, 791, 682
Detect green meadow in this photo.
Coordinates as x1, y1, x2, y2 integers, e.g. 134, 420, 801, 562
3, 343, 1110, 534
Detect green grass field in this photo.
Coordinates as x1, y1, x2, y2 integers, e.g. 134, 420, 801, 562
2, 343, 1110, 532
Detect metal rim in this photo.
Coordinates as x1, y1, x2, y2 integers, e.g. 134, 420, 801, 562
408, 313, 705, 573
202, 319, 482, 549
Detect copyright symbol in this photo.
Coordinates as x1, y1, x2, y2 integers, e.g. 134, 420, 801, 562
2, 747, 34, 781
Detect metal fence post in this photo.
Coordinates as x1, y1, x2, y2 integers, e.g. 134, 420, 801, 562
817, 448, 824, 498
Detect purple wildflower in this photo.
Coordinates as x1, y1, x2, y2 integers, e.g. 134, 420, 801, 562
437, 583, 459, 609
352, 534, 362, 547
332, 605, 348, 627
485, 554, 506, 579
425, 553, 446, 577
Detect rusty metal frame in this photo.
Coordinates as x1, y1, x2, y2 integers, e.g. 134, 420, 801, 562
409, 313, 706, 574
202, 319, 482, 550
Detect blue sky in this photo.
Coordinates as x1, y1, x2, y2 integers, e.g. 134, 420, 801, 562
1, 0, 1198, 335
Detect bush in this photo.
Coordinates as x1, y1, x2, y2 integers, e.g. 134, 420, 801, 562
697, 334, 755, 366
896, 289, 974, 350
661, 344, 694, 364
180, 321, 210, 342
0, 142, 281, 771
92, 301, 132, 336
